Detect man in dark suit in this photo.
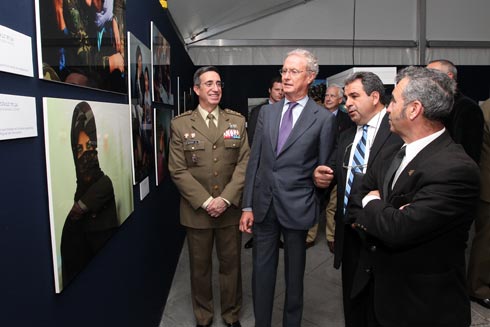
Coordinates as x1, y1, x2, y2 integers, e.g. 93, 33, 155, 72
239, 49, 336, 327
353, 66, 480, 326
244, 76, 283, 249
307, 83, 355, 251
315, 72, 403, 326
247, 76, 284, 146
426, 59, 484, 163
169, 66, 249, 327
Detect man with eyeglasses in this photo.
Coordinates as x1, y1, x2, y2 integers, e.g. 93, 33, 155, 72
240, 49, 336, 327
306, 83, 354, 251
314, 71, 402, 326
168, 66, 250, 327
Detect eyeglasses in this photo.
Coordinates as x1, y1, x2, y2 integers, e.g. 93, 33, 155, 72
325, 93, 340, 99
279, 68, 310, 77
342, 143, 367, 172
199, 81, 224, 89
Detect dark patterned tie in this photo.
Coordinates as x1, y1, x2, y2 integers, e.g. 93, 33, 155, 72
383, 146, 406, 199
343, 124, 368, 214
277, 102, 298, 153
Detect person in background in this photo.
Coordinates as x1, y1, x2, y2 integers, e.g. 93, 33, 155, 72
467, 97, 490, 309
168, 66, 249, 327
426, 59, 484, 163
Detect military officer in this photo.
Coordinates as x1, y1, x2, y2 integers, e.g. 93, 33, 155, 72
168, 66, 249, 327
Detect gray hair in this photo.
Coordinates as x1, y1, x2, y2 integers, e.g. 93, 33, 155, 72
286, 49, 319, 75
344, 71, 386, 104
326, 83, 344, 99
428, 59, 458, 80
193, 66, 220, 86
396, 66, 456, 122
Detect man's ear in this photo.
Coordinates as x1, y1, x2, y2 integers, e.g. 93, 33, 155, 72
409, 100, 423, 120
193, 85, 200, 96
371, 91, 380, 105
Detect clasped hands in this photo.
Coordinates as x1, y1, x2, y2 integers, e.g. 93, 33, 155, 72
206, 197, 228, 218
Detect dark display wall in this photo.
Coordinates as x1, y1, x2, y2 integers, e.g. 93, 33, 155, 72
0, 1, 193, 326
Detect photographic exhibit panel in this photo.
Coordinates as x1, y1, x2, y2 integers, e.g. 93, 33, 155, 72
43, 97, 133, 292
35, 0, 127, 93
154, 105, 173, 186
151, 22, 174, 105
128, 32, 154, 185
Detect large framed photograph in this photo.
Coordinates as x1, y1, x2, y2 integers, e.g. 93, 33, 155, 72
35, 0, 127, 93
151, 22, 174, 105
128, 32, 153, 185
154, 105, 173, 186
44, 97, 133, 293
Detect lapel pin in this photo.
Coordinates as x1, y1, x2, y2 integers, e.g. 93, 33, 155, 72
408, 170, 415, 176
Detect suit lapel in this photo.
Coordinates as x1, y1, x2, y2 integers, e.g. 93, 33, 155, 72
392, 131, 452, 193
338, 126, 356, 187
368, 114, 391, 166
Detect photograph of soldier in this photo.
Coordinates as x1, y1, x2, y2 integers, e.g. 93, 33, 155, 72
36, 0, 127, 93
129, 33, 153, 184
43, 98, 133, 292
151, 22, 174, 105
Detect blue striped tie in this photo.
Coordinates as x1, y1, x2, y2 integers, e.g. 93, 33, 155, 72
343, 125, 368, 214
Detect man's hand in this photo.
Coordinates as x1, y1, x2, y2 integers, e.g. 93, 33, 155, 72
239, 211, 254, 233
313, 165, 334, 188
206, 197, 228, 218
67, 202, 85, 221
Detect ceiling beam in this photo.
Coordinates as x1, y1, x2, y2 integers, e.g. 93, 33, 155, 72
187, 39, 417, 48
185, 0, 313, 45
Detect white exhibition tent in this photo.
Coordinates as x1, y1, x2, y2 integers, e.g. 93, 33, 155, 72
167, 0, 490, 66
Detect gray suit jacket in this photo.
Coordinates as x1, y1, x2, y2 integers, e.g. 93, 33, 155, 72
242, 98, 336, 230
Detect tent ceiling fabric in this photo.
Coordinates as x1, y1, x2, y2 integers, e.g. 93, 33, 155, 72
167, 0, 490, 66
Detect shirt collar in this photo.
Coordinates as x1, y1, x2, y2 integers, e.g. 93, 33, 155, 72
197, 105, 220, 123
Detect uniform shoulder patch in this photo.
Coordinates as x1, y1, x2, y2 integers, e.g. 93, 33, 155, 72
172, 110, 193, 120
224, 109, 244, 117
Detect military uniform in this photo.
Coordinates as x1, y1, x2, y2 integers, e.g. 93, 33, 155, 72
168, 106, 250, 325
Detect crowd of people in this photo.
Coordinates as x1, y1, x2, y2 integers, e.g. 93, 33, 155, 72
168, 50, 488, 327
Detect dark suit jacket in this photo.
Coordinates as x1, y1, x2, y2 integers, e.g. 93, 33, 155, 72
445, 91, 484, 163
242, 98, 336, 230
335, 109, 355, 136
247, 101, 268, 146
333, 114, 403, 269
353, 131, 480, 327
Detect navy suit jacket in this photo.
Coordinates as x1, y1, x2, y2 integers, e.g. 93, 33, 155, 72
242, 98, 336, 230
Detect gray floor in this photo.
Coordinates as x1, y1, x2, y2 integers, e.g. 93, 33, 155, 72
160, 226, 490, 327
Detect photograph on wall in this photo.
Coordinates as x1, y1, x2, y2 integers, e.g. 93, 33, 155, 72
35, 0, 127, 93
128, 32, 153, 184
151, 22, 174, 105
43, 97, 133, 293
154, 105, 173, 186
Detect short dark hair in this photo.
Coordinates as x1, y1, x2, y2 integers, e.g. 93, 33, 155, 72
344, 71, 386, 105
193, 66, 220, 86
269, 76, 282, 89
